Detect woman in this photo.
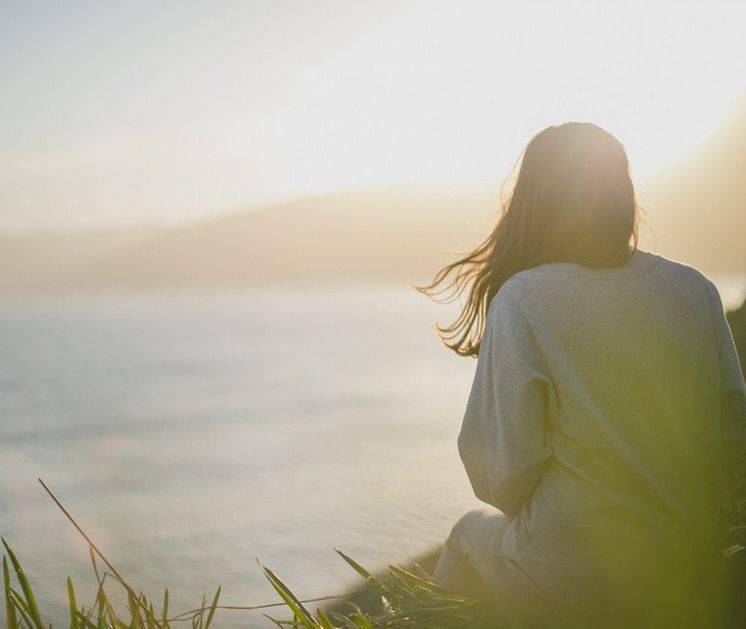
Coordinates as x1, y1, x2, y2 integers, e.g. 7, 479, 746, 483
418, 123, 746, 626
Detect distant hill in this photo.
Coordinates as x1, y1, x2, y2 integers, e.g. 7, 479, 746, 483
0, 228, 156, 293
1, 109, 743, 294
0, 189, 495, 292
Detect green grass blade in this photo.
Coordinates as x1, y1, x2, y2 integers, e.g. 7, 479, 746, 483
76, 612, 100, 629
145, 600, 156, 629
203, 586, 220, 629
196, 594, 206, 629
87, 547, 106, 626
316, 608, 335, 629
9, 589, 37, 628
410, 562, 432, 580
3, 556, 19, 629
1, 538, 42, 627
262, 614, 286, 628
388, 564, 453, 594
128, 590, 143, 628
333, 550, 372, 581
161, 589, 169, 627
67, 577, 80, 629
334, 549, 394, 599
261, 565, 317, 627
344, 604, 373, 629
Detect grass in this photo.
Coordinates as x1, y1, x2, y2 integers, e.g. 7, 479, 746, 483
2, 470, 746, 628
2, 479, 487, 628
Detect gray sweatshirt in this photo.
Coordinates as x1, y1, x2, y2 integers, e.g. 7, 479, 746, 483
457, 248, 746, 607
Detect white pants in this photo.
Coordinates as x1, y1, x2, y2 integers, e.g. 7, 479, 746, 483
433, 508, 511, 598
432, 508, 720, 628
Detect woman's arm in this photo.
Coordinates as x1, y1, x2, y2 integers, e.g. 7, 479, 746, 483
457, 279, 552, 518
705, 281, 746, 478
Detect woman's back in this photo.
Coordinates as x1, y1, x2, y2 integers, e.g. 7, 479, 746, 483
457, 248, 745, 618
425, 123, 745, 625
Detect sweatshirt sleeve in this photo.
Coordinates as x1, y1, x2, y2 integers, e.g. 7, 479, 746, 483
457, 280, 552, 517
705, 280, 746, 476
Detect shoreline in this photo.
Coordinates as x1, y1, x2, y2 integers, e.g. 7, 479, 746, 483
325, 546, 443, 617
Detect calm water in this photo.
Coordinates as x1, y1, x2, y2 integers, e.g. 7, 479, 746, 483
0, 286, 481, 626
1, 277, 743, 627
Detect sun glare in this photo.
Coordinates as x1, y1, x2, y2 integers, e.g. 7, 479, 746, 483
0, 1, 743, 228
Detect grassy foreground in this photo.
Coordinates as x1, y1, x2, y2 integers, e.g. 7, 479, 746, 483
3, 479, 746, 628
4, 548, 746, 629
2, 512, 480, 629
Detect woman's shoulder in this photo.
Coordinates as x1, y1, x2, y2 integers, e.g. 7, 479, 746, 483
490, 265, 586, 320
508, 249, 715, 293
497, 263, 586, 298
492, 250, 722, 322
660, 253, 723, 319
650, 253, 721, 304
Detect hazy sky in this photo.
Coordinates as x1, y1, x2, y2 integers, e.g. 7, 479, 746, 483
1, 1, 744, 230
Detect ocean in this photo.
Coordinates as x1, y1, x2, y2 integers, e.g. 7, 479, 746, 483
1, 276, 743, 626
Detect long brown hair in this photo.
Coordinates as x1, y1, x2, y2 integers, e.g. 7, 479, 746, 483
416, 122, 640, 357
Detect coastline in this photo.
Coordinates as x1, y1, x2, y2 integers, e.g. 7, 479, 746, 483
325, 547, 443, 617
